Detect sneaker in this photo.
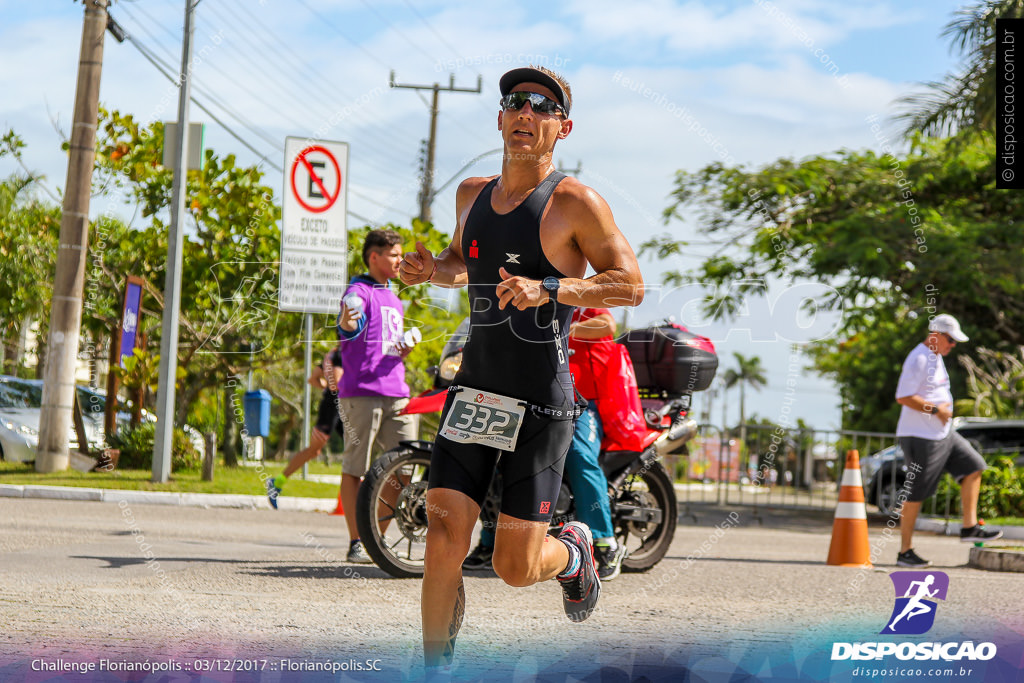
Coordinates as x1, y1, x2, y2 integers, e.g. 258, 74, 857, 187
462, 542, 493, 570
347, 540, 373, 564
265, 476, 282, 510
595, 542, 628, 581
960, 524, 1003, 543
896, 548, 932, 568
556, 522, 601, 623
423, 664, 453, 683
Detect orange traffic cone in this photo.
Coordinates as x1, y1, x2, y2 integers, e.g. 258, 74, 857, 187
331, 487, 344, 516
826, 450, 872, 567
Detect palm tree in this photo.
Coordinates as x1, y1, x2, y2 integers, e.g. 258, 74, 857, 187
722, 352, 767, 435
899, 0, 1024, 138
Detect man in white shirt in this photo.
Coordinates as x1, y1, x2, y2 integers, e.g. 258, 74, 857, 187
894, 314, 1002, 567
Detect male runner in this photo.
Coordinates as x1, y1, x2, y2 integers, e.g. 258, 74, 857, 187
399, 66, 644, 673
461, 308, 631, 580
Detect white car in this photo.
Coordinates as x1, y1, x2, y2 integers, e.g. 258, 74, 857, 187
0, 375, 193, 463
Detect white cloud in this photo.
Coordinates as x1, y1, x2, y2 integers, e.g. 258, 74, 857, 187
561, 0, 917, 55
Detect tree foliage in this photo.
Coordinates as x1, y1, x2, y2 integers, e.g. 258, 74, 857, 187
954, 346, 1024, 418
899, 0, 1024, 138
3, 112, 466, 463
93, 110, 467, 455
648, 135, 1024, 431
722, 352, 766, 429
0, 130, 60, 375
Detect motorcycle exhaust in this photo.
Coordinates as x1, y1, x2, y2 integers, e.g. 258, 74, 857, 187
652, 417, 698, 457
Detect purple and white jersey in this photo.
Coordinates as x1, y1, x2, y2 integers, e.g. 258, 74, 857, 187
337, 275, 410, 398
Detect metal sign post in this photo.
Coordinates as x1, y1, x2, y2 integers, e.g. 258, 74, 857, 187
152, 0, 196, 483
280, 137, 349, 479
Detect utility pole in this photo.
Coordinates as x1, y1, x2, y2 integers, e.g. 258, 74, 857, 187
152, 0, 197, 483
557, 160, 582, 177
36, 0, 109, 473
390, 71, 481, 224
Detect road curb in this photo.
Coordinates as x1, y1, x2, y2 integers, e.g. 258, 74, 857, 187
0, 484, 25, 498
22, 484, 103, 501
915, 516, 1024, 540
969, 545, 1024, 572
2, 484, 336, 513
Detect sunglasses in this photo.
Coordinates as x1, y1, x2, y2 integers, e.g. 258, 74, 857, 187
499, 91, 567, 117
941, 332, 957, 344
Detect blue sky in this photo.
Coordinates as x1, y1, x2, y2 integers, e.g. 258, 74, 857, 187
0, 0, 970, 431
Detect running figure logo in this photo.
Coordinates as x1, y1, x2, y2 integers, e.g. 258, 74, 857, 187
881, 571, 949, 635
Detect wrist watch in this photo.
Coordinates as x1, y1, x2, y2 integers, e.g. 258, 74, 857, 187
542, 276, 560, 303
927, 405, 938, 415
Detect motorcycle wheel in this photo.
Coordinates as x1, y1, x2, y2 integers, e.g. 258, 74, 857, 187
355, 446, 432, 578
617, 460, 678, 573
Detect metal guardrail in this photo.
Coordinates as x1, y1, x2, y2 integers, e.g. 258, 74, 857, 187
673, 423, 958, 519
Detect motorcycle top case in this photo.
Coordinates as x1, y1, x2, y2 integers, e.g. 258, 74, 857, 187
619, 324, 718, 393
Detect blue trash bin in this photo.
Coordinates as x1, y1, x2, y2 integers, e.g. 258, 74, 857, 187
243, 389, 272, 438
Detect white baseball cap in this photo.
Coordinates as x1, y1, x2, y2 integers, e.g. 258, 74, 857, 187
929, 314, 969, 343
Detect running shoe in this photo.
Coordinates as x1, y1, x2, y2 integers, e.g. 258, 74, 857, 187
423, 664, 453, 683
960, 524, 1003, 543
265, 476, 282, 510
347, 540, 373, 564
462, 542, 493, 570
556, 521, 601, 622
896, 548, 932, 568
594, 542, 628, 581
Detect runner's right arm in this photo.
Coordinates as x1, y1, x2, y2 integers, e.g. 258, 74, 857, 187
400, 178, 486, 288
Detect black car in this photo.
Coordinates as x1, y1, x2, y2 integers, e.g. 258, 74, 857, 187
861, 419, 1024, 514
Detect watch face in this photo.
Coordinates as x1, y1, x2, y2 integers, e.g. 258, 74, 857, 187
543, 277, 559, 292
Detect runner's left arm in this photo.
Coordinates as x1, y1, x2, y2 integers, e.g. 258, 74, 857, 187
558, 186, 644, 309
496, 185, 644, 311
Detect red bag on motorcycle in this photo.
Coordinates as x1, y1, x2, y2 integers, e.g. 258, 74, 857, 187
569, 309, 648, 452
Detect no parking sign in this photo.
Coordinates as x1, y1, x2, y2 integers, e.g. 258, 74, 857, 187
279, 137, 349, 314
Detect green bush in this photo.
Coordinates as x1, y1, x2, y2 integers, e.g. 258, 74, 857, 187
935, 455, 1024, 519
108, 423, 202, 472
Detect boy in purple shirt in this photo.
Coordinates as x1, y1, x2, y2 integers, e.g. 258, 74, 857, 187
336, 229, 417, 563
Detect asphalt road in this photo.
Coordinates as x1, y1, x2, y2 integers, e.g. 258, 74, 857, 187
1, 498, 1022, 682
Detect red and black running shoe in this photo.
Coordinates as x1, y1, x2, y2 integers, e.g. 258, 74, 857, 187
556, 521, 601, 623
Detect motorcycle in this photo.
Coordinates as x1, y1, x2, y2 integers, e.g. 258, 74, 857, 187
355, 319, 716, 579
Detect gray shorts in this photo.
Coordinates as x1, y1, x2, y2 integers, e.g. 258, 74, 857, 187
336, 396, 417, 477
898, 432, 987, 502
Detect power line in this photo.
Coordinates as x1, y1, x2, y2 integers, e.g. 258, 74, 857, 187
202, 0, 412, 170
349, 187, 415, 217
200, 4, 348, 124
360, 0, 495, 150
111, 10, 388, 228
356, 0, 436, 63
117, 6, 284, 150
117, 2, 471, 230
397, 0, 463, 58
293, 0, 390, 71
120, 31, 284, 172
222, 1, 416, 167
117, 7, 285, 153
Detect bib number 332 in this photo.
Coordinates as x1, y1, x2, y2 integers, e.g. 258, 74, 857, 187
440, 388, 526, 451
